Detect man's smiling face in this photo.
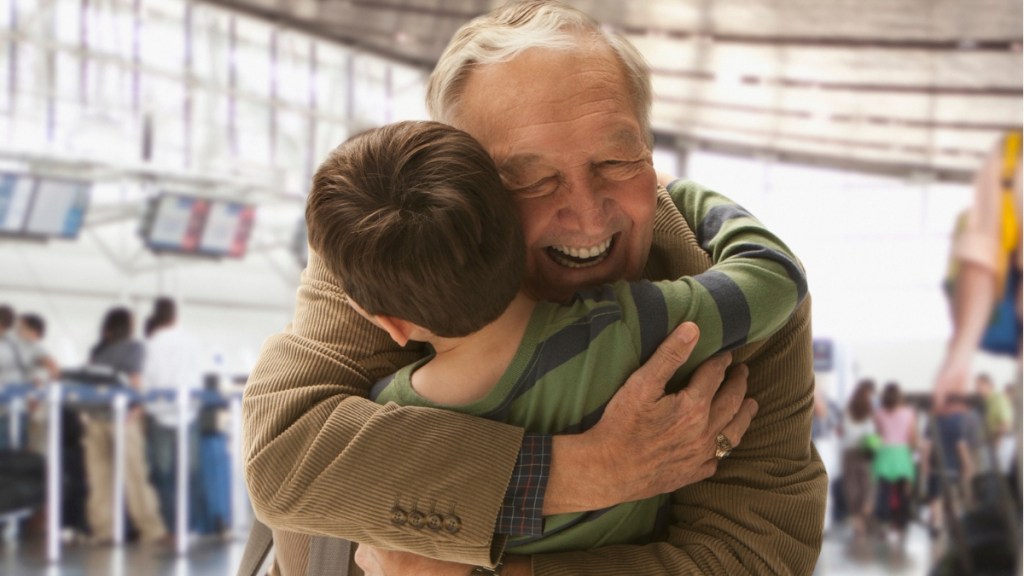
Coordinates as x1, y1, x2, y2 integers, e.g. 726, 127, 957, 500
454, 41, 657, 302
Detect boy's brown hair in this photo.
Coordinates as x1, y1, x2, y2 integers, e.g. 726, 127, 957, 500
305, 120, 524, 338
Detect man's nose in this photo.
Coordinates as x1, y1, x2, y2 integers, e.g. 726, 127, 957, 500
556, 174, 612, 232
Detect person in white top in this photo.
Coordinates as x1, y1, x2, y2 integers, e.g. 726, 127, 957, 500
141, 297, 201, 532
839, 380, 878, 550
0, 308, 59, 452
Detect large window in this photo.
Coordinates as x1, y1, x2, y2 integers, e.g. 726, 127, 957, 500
0, 0, 429, 196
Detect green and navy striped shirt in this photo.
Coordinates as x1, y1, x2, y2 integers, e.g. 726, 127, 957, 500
371, 179, 807, 554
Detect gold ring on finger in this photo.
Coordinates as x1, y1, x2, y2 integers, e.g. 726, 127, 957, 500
714, 432, 733, 460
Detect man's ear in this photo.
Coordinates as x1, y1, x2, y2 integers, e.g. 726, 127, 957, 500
373, 315, 417, 347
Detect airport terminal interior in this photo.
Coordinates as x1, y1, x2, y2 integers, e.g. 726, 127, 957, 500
0, 0, 1021, 575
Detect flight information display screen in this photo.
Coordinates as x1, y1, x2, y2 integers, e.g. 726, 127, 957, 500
198, 200, 256, 258
142, 192, 255, 258
0, 174, 91, 239
145, 194, 209, 252
24, 179, 91, 238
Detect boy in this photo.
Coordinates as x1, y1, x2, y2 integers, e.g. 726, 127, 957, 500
301, 120, 806, 556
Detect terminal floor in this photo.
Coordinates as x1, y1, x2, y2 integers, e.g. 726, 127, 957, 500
815, 522, 945, 576
0, 521, 990, 576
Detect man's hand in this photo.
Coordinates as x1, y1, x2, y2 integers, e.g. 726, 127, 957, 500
355, 544, 532, 576
546, 322, 757, 513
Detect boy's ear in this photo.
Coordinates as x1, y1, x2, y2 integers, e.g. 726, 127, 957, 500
373, 315, 417, 347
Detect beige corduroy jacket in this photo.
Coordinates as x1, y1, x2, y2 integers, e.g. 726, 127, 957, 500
243, 186, 827, 575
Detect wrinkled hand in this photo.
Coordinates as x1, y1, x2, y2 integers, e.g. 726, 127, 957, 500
550, 323, 756, 512
354, 544, 475, 576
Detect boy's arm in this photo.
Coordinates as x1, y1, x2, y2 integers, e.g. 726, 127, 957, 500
638, 179, 807, 383
671, 178, 807, 343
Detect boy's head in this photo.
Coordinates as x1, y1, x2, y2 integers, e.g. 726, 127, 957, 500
306, 120, 524, 338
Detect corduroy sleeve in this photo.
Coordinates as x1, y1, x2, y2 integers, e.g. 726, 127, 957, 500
243, 250, 525, 565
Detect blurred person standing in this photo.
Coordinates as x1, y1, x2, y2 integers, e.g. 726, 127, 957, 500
872, 381, 918, 554
14, 314, 61, 455
82, 307, 167, 544
841, 380, 879, 550
920, 394, 984, 538
935, 136, 1021, 510
141, 297, 202, 532
2, 310, 90, 540
0, 310, 58, 539
0, 310, 60, 390
933, 136, 1021, 568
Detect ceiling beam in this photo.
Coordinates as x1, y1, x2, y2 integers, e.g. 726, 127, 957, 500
651, 67, 1022, 97
621, 28, 1022, 53
655, 94, 1022, 132
196, 0, 437, 69
656, 130, 975, 183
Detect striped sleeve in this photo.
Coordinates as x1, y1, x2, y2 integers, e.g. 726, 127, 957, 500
621, 180, 808, 390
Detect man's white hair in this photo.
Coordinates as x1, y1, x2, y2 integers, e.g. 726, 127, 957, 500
426, 0, 653, 142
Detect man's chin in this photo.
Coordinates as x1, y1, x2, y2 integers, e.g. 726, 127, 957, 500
530, 262, 622, 302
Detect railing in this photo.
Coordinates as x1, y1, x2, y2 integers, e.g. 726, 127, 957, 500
0, 381, 248, 560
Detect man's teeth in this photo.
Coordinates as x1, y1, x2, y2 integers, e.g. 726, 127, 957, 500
550, 238, 612, 262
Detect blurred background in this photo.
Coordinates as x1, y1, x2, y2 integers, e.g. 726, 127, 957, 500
0, 0, 1020, 575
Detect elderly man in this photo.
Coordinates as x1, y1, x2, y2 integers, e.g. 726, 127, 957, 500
242, 1, 825, 575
